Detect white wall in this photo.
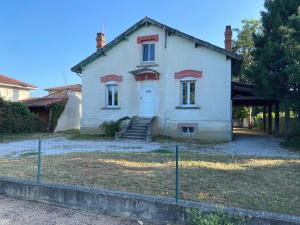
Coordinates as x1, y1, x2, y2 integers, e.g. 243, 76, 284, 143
80, 25, 232, 141
55, 91, 82, 132
0, 86, 30, 102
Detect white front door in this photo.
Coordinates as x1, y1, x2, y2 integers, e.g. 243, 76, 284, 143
140, 85, 154, 117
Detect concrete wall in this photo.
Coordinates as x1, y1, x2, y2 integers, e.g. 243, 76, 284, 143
0, 86, 30, 102
0, 177, 298, 225
55, 91, 82, 132
80, 25, 232, 141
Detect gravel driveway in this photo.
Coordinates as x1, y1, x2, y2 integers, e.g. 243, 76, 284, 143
0, 195, 146, 225
0, 138, 160, 158
0, 130, 298, 158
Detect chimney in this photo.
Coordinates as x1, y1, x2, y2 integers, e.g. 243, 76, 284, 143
96, 32, 105, 49
224, 25, 232, 50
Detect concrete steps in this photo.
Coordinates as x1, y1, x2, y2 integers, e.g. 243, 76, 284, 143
120, 117, 152, 141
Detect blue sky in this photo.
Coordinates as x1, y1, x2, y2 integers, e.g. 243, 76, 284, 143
0, 0, 264, 97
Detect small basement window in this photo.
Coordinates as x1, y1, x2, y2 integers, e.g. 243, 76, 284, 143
181, 127, 194, 136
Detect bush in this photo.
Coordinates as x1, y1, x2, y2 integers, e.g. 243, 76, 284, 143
101, 116, 130, 137
188, 210, 245, 225
49, 102, 66, 131
0, 98, 46, 134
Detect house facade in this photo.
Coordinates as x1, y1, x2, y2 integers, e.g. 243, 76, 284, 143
0, 74, 37, 102
72, 17, 241, 141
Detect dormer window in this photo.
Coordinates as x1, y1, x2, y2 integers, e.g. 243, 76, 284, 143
142, 42, 155, 62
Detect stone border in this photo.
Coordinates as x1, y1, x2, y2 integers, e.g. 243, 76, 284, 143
0, 177, 299, 225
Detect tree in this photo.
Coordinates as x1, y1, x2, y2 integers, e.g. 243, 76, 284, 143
232, 19, 262, 83
247, 0, 300, 140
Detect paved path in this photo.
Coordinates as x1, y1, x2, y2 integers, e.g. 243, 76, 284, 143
0, 195, 147, 225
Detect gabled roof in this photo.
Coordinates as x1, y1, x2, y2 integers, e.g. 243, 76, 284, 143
0, 74, 37, 90
44, 84, 81, 92
71, 17, 242, 74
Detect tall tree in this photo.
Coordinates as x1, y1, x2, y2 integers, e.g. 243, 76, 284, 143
232, 19, 261, 83
248, 0, 300, 140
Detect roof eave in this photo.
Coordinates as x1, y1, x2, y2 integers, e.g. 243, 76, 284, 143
71, 17, 242, 74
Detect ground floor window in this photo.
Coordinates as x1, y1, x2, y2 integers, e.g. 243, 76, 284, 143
106, 84, 118, 107
180, 80, 195, 106
181, 127, 194, 136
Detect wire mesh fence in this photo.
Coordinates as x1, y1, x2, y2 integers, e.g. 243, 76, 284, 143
0, 134, 299, 215
0, 136, 181, 200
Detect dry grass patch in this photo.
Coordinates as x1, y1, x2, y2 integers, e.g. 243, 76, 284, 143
0, 151, 299, 216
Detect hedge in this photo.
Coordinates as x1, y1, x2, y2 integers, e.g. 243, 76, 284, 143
0, 98, 46, 134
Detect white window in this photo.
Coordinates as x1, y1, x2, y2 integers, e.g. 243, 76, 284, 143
142, 42, 155, 62
182, 127, 194, 136
180, 80, 195, 106
105, 84, 118, 107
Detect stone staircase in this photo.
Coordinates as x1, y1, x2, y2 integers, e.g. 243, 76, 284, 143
117, 117, 154, 141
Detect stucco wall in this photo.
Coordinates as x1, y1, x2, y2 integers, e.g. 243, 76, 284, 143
55, 91, 82, 132
0, 86, 30, 102
80, 26, 232, 141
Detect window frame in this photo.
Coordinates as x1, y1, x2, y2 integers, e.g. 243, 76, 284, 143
181, 127, 194, 136
141, 41, 155, 63
105, 82, 119, 108
180, 78, 196, 107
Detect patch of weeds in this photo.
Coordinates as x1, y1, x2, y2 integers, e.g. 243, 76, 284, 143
19, 151, 39, 158
151, 149, 173, 154
281, 136, 300, 151
152, 135, 226, 145
188, 209, 245, 225
68, 134, 114, 141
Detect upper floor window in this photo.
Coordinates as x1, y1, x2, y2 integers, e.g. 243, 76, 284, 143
105, 84, 118, 107
180, 80, 195, 106
142, 42, 155, 62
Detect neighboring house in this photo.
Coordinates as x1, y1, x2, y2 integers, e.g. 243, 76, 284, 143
21, 84, 82, 132
0, 74, 37, 101
71, 17, 242, 141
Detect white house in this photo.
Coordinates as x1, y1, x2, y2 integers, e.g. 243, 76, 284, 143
71, 17, 241, 141
0, 74, 37, 102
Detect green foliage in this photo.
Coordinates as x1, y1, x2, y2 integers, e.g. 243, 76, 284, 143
248, 0, 300, 107
188, 210, 245, 225
101, 116, 130, 137
0, 98, 46, 134
233, 106, 250, 119
232, 19, 262, 82
49, 102, 66, 131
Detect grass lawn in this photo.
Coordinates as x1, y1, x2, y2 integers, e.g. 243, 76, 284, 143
0, 151, 299, 216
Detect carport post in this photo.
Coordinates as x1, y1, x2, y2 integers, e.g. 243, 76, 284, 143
268, 105, 272, 135
263, 106, 266, 133
275, 102, 280, 137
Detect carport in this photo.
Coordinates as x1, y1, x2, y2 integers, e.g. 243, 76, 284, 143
232, 82, 280, 136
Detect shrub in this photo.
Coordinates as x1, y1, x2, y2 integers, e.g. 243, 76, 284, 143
0, 98, 46, 134
188, 210, 245, 225
49, 102, 66, 131
101, 116, 130, 137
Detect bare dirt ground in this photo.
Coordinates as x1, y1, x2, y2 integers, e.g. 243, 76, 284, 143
0, 195, 150, 225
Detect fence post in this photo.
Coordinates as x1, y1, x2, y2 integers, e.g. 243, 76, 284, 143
37, 138, 42, 183
175, 144, 179, 202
